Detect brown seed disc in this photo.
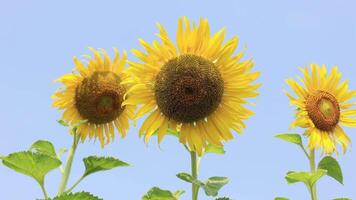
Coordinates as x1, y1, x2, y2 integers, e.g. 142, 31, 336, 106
154, 54, 224, 123
75, 71, 126, 124
306, 90, 340, 131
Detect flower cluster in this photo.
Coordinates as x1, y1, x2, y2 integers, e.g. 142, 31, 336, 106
1, 17, 355, 200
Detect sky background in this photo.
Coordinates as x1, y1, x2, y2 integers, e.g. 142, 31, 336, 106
1, 0, 356, 199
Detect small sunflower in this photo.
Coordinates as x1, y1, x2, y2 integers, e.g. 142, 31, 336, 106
286, 64, 356, 154
124, 17, 260, 155
52, 48, 135, 146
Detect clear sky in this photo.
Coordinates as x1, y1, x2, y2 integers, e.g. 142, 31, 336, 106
1, 0, 356, 199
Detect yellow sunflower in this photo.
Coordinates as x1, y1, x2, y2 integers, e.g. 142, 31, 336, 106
124, 17, 260, 155
52, 48, 135, 146
286, 64, 356, 154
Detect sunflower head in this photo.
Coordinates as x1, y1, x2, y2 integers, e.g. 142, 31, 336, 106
154, 54, 224, 123
124, 17, 260, 155
75, 71, 126, 124
52, 48, 135, 146
286, 64, 356, 154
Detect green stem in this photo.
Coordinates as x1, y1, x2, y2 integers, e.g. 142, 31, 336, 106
300, 145, 310, 160
57, 132, 79, 195
40, 183, 49, 199
65, 175, 85, 193
308, 149, 317, 200
190, 151, 199, 200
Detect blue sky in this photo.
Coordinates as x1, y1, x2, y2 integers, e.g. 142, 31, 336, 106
0, 0, 356, 199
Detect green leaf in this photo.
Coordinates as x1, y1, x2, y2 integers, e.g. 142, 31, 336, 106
275, 133, 303, 146
57, 148, 68, 158
205, 144, 225, 155
275, 197, 289, 200
1, 151, 61, 184
52, 191, 103, 200
202, 176, 229, 197
173, 190, 185, 198
318, 156, 343, 184
142, 187, 184, 200
285, 169, 327, 186
285, 171, 299, 184
176, 172, 194, 183
83, 156, 129, 177
30, 140, 57, 158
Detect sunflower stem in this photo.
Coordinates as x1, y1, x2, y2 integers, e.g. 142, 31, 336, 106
308, 149, 318, 200
190, 151, 200, 200
65, 175, 85, 194
57, 130, 79, 195
40, 183, 49, 199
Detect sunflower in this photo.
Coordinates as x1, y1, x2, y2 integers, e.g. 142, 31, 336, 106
286, 64, 356, 154
124, 17, 260, 155
52, 48, 135, 146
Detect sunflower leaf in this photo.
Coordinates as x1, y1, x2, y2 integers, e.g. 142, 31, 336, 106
173, 190, 185, 198
30, 140, 57, 158
275, 133, 310, 158
83, 156, 129, 177
285, 169, 327, 186
142, 187, 184, 200
216, 197, 233, 200
275, 133, 303, 146
205, 144, 225, 155
1, 151, 61, 185
202, 176, 229, 197
275, 197, 290, 200
176, 172, 194, 183
52, 191, 103, 200
285, 171, 299, 184
318, 156, 343, 184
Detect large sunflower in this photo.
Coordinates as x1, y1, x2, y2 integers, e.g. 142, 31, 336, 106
52, 48, 135, 146
124, 17, 260, 155
286, 64, 356, 154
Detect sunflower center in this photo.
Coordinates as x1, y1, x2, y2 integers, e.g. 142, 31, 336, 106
306, 90, 340, 131
154, 54, 224, 123
75, 71, 125, 124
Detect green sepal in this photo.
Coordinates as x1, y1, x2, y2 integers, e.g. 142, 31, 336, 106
52, 191, 103, 200
318, 156, 343, 184
202, 176, 229, 197
152, 128, 179, 138
1, 151, 61, 185
57, 119, 69, 127
71, 120, 88, 129
285, 169, 327, 186
142, 187, 184, 200
30, 140, 57, 158
204, 144, 225, 155
83, 156, 129, 177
